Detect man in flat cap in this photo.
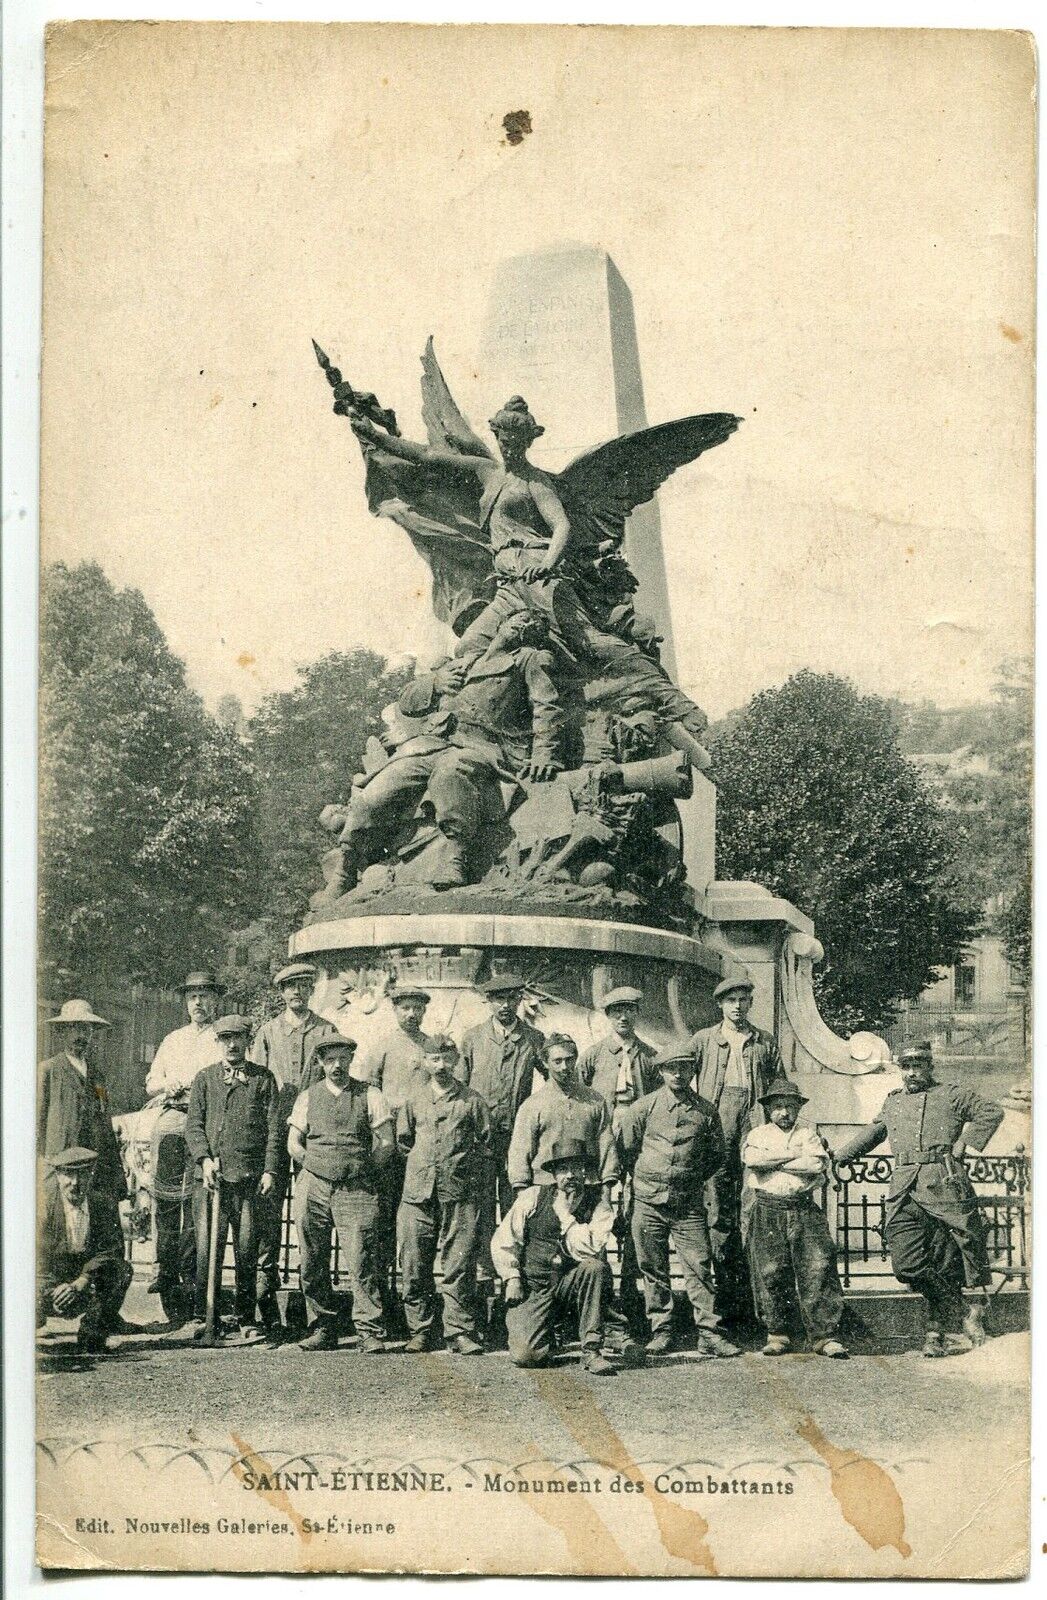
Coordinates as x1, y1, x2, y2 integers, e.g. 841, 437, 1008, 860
742, 1078, 847, 1358
459, 974, 546, 1290
37, 1147, 133, 1354
579, 987, 660, 1331
689, 971, 783, 1327
618, 1043, 738, 1356
185, 1015, 282, 1343
835, 1041, 1003, 1355
357, 983, 435, 1325
249, 962, 336, 1339
491, 1138, 618, 1375
38, 1000, 127, 1232
508, 1034, 620, 1197
288, 1034, 394, 1351
142, 970, 225, 1320
397, 1035, 491, 1354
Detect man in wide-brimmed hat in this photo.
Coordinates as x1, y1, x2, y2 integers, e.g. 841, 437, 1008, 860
688, 970, 784, 1327
38, 1000, 126, 1226
142, 970, 225, 1319
459, 973, 546, 1289
491, 1137, 618, 1375
37, 1147, 133, 1353
836, 1041, 1003, 1357
742, 1076, 847, 1358
249, 961, 338, 1340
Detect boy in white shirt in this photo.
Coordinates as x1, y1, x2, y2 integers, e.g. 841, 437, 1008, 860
741, 1077, 847, 1358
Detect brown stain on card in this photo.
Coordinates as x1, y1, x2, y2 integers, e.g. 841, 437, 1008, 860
999, 322, 1023, 343
796, 1415, 911, 1557
237, 652, 256, 669
534, 1367, 717, 1574
229, 1433, 311, 1542
502, 110, 532, 146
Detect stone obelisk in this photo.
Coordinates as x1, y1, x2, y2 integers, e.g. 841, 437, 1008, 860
478, 244, 715, 885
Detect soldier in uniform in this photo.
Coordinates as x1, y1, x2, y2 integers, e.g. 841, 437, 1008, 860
459, 973, 545, 1287
689, 972, 783, 1326
249, 961, 337, 1341
491, 1138, 619, 1375
356, 984, 434, 1327
835, 1041, 1004, 1355
37, 1147, 133, 1354
579, 986, 659, 1333
397, 1035, 491, 1354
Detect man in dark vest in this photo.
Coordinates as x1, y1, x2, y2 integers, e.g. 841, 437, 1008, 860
184, 1014, 282, 1343
459, 973, 545, 1285
835, 1040, 1004, 1355
689, 972, 782, 1325
288, 1034, 395, 1351
491, 1138, 618, 1375
37, 1147, 133, 1354
38, 1000, 127, 1228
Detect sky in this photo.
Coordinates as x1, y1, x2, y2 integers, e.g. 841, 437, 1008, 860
41, 23, 1035, 721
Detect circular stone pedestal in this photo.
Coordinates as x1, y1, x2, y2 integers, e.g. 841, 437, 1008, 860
290, 911, 724, 1059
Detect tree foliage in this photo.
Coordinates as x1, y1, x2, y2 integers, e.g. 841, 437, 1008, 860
709, 670, 980, 1035
40, 562, 261, 991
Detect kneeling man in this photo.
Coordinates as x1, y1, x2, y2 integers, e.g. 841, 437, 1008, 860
37, 1147, 133, 1353
491, 1139, 617, 1376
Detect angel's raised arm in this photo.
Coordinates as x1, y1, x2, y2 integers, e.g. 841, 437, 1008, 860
351, 414, 497, 480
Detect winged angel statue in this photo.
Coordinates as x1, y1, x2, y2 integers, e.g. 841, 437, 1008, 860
309, 338, 740, 923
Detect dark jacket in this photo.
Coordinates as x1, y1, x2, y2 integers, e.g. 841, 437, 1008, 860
688, 1024, 782, 1121
617, 1086, 725, 1209
398, 1077, 492, 1205
579, 1032, 660, 1112
460, 1017, 545, 1143
185, 1060, 283, 1183
38, 1175, 126, 1289
37, 1055, 127, 1202
835, 1079, 1004, 1220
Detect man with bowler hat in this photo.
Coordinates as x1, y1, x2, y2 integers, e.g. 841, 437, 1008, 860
249, 961, 337, 1339
459, 973, 545, 1285
142, 969, 224, 1319
689, 971, 783, 1325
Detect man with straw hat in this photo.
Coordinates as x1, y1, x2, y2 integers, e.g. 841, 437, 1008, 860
38, 999, 126, 1223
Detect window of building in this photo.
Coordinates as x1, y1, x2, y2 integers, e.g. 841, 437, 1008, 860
954, 963, 976, 1009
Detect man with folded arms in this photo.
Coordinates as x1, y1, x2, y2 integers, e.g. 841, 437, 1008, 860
397, 1035, 491, 1354
288, 1034, 394, 1352
492, 1139, 618, 1375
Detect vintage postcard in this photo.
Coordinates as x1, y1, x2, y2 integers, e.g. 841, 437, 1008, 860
36, 21, 1033, 1577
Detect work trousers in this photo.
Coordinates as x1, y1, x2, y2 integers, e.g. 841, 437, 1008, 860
478, 1140, 513, 1282
507, 1257, 611, 1366
294, 1170, 384, 1339
38, 1258, 133, 1338
746, 1195, 844, 1343
154, 1192, 195, 1299
399, 1195, 481, 1340
886, 1192, 990, 1330
254, 1171, 288, 1327
704, 1087, 755, 1324
376, 1151, 406, 1310
632, 1197, 721, 1335
192, 1177, 263, 1326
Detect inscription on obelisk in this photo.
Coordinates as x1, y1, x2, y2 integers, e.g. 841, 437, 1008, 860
479, 244, 715, 887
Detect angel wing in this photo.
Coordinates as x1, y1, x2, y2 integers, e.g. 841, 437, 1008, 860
554, 413, 742, 550
420, 336, 494, 461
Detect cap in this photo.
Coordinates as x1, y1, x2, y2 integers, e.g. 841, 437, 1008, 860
481, 973, 527, 997
389, 985, 431, 1004
273, 962, 317, 988
177, 970, 226, 995
652, 1039, 697, 1070
713, 972, 755, 1003
538, 1137, 597, 1180
311, 1033, 357, 1059
47, 1146, 99, 1171
48, 999, 111, 1028
759, 1075, 809, 1107
600, 986, 643, 1011
213, 1013, 252, 1039
898, 1040, 933, 1066
422, 1032, 459, 1057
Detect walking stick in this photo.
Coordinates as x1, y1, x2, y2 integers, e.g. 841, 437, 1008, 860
201, 1176, 223, 1347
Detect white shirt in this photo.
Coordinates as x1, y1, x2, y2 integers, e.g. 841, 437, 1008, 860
490, 1186, 616, 1284
614, 1036, 644, 1099
65, 1053, 89, 1080
61, 1193, 90, 1254
741, 1121, 829, 1198
145, 1022, 222, 1098
720, 1021, 751, 1091
288, 1079, 392, 1136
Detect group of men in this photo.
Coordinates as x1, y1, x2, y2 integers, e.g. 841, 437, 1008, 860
38, 963, 1005, 1370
